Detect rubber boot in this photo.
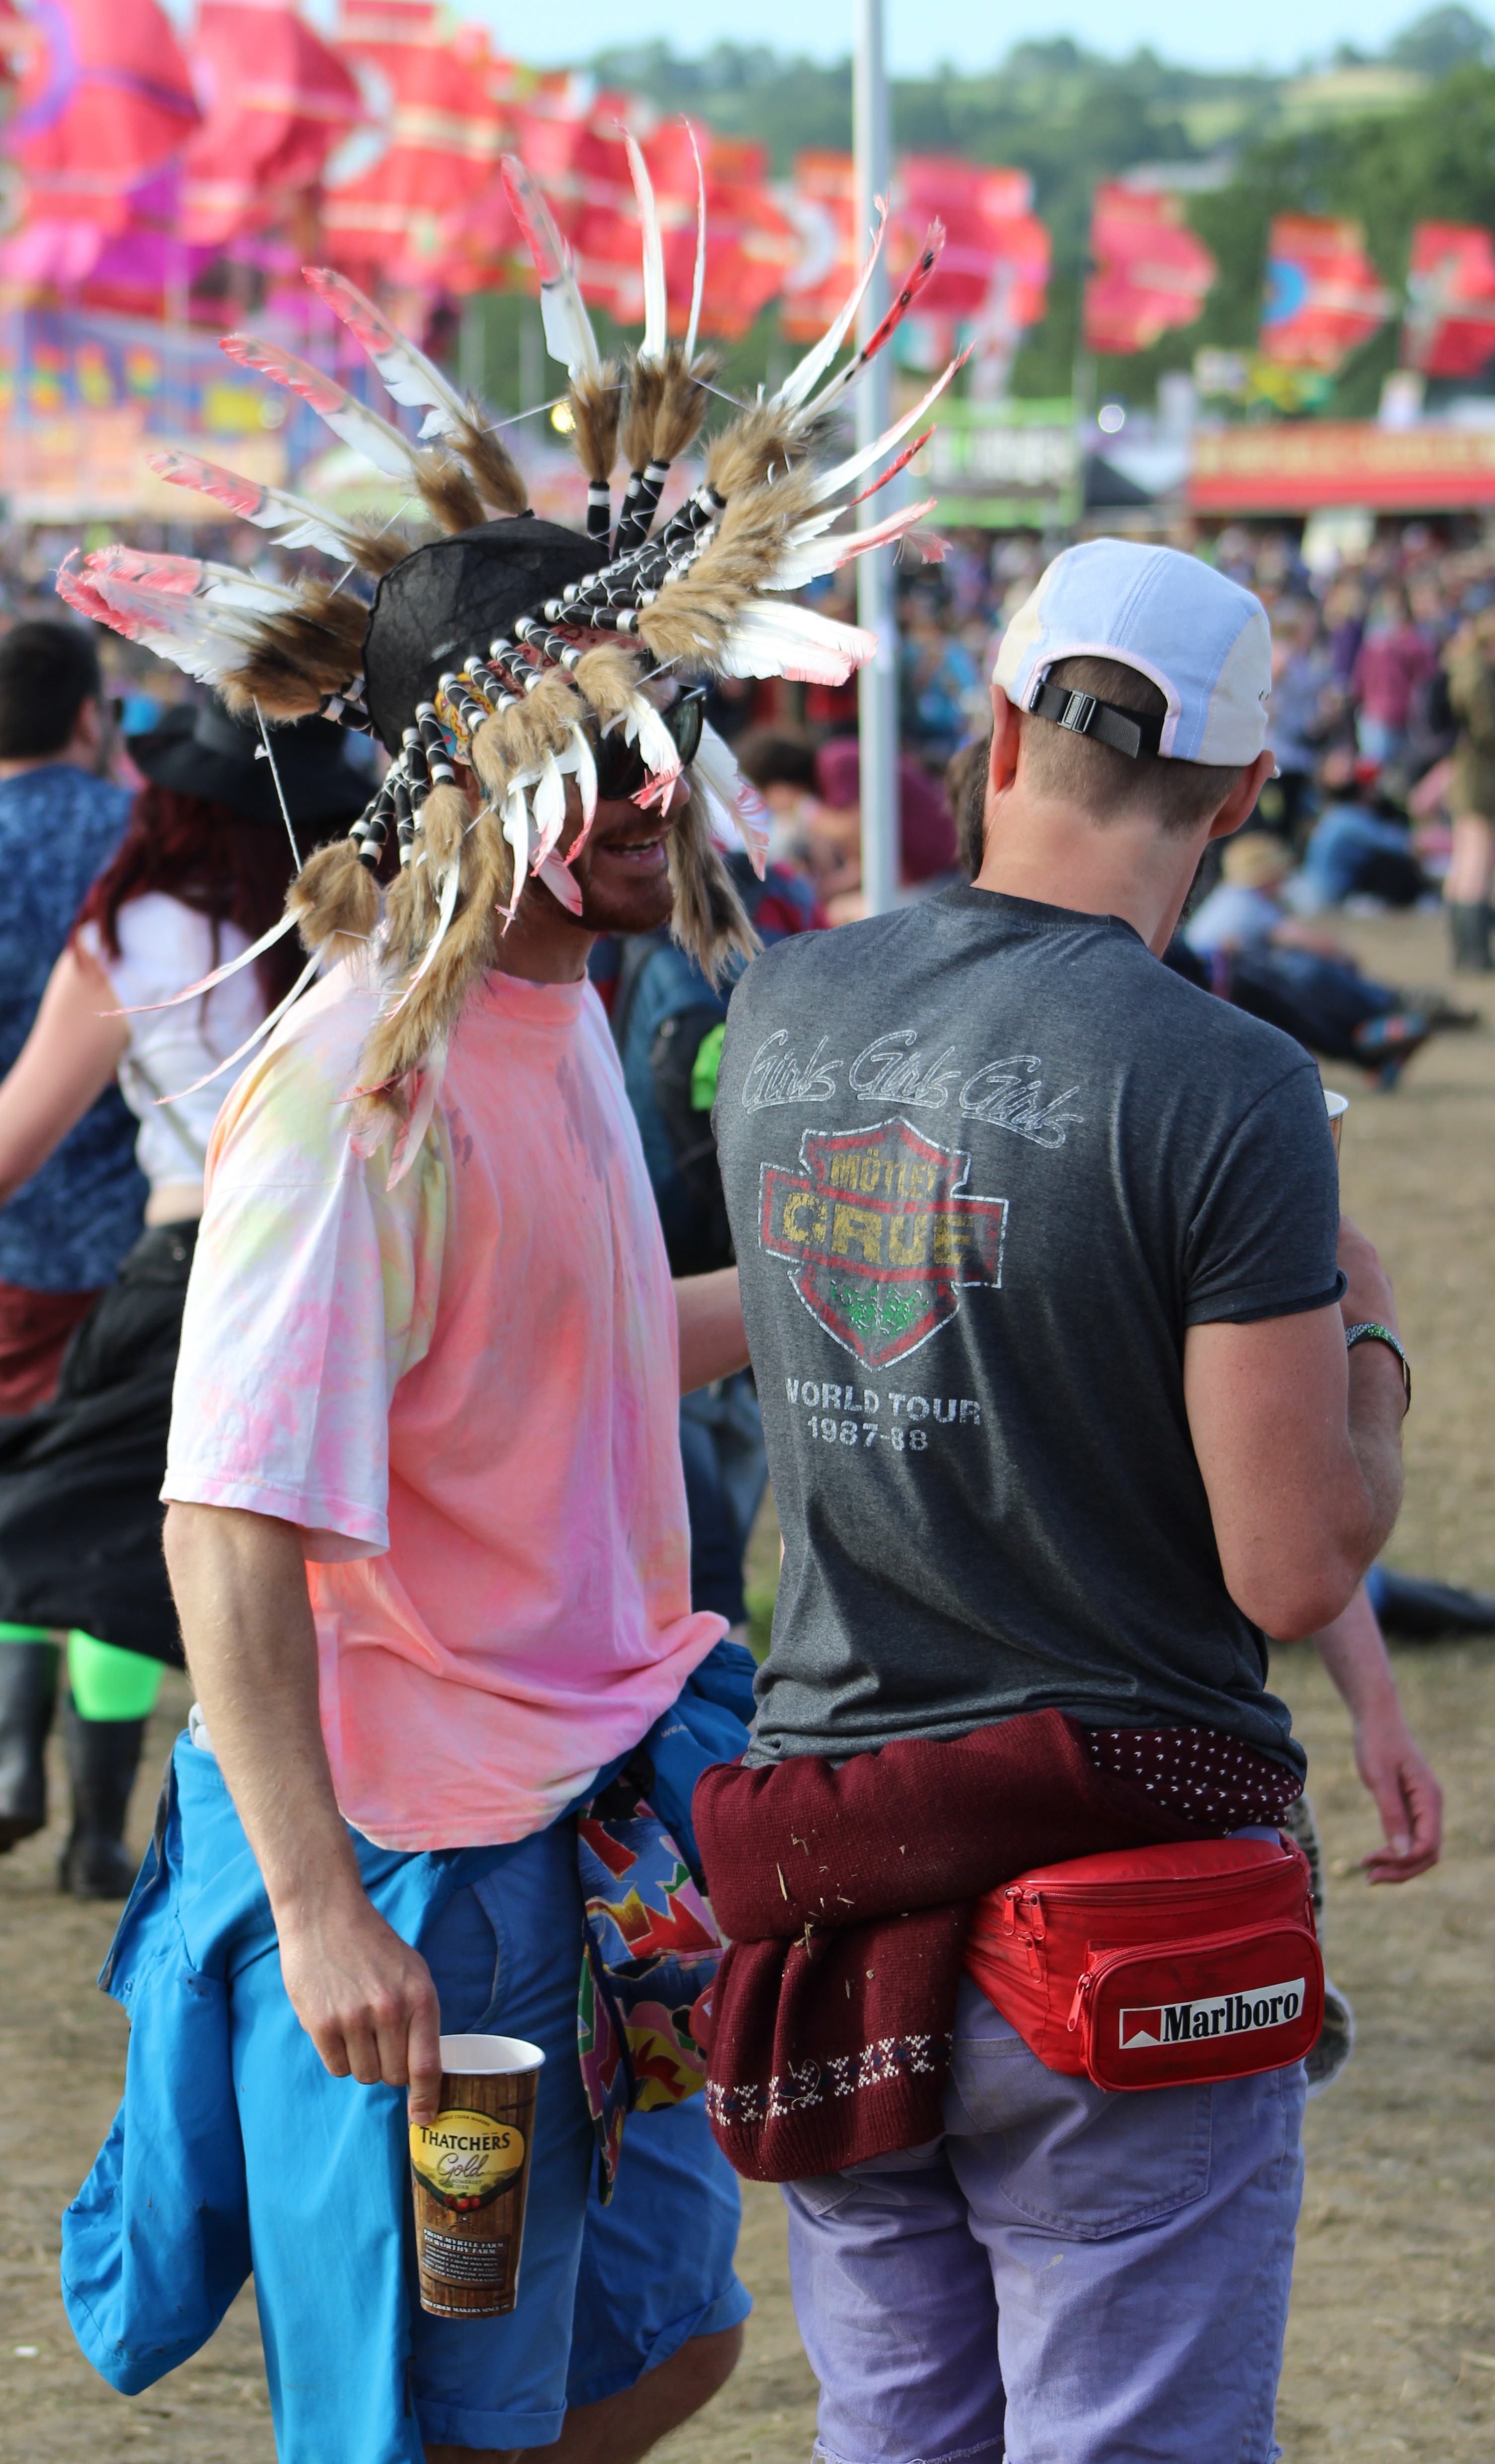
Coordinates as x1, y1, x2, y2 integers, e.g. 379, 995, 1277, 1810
57, 1696, 145, 1898
0, 1639, 59, 1850
1448, 902, 1493, 972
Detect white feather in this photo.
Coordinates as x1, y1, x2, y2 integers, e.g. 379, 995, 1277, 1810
501, 156, 602, 382
220, 333, 419, 480
684, 119, 708, 364
108, 908, 301, 1014
694, 719, 769, 877
766, 497, 940, 592
385, 1037, 448, 1187
533, 749, 568, 863
624, 130, 668, 365
302, 267, 471, 446
567, 723, 598, 842
627, 692, 683, 780
718, 602, 879, 687
806, 358, 965, 507
771, 200, 888, 416
157, 948, 321, 1102
537, 853, 585, 914
501, 779, 533, 924
390, 859, 461, 1012
147, 449, 375, 566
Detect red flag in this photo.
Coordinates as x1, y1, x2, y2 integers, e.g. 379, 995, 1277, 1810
322, 0, 506, 288
779, 151, 856, 342
1404, 220, 1495, 378
184, 0, 363, 248
1082, 183, 1214, 355
2, 0, 198, 229
1260, 213, 1392, 371
508, 101, 797, 341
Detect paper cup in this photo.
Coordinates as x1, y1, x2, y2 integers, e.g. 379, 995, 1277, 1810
409, 2034, 544, 2319
1324, 1088, 1349, 1158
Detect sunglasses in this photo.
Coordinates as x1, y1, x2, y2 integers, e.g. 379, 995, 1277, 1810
593, 689, 705, 802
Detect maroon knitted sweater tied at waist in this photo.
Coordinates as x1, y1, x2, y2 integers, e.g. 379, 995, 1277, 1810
692, 1709, 1304, 2183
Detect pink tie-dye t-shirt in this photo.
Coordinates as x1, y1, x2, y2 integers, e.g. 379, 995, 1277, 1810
163, 959, 724, 1852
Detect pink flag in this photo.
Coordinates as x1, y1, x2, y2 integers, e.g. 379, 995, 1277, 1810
1082, 183, 1215, 356
184, 0, 362, 248
3, 0, 198, 229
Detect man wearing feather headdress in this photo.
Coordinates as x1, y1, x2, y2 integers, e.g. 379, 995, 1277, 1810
58, 150, 955, 2463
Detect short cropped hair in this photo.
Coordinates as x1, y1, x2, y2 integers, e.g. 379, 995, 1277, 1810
0, 621, 102, 760
1016, 654, 1245, 838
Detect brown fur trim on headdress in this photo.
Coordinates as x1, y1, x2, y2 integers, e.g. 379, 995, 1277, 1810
416, 454, 488, 537
634, 468, 822, 671
705, 402, 805, 501
621, 353, 670, 477
652, 344, 718, 466
669, 782, 758, 985
469, 668, 588, 802
452, 414, 529, 518
344, 522, 418, 580
359, 805, 511, 1094
218, 578, 368, 721
288, 837, 380, 964
569, 362, 623, 488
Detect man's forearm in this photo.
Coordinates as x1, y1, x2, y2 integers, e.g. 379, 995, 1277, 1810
1344, 1343, 1407, 1572
163, 1501, 360, 1915
163, 1500, 444, 2113
676, 1266, 749, 1393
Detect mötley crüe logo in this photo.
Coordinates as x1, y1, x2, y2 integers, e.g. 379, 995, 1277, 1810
759, 1115, 1007, 1368
1118, 1978, 1306, 2051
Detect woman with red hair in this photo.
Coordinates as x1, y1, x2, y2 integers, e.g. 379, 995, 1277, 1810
0, 701, 369, 1893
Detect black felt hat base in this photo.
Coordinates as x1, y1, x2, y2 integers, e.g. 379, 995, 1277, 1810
362, 515, 609, 752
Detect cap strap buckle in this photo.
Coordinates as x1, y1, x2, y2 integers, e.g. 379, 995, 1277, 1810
1032, 680, 1163, 762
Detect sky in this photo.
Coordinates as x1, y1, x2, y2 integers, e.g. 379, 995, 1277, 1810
493, 0, 1447, 76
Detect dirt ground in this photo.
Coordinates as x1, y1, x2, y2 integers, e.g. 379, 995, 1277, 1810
3, 906, 1494, 2464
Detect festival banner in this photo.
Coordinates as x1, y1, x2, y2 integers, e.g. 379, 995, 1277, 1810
1190, 419, 1495, 514
1402, 220, 1495, 379
779, 149, 1049, 374
321, 0, 509, 288
1260, 214, 1393, 372
184, 0, 363, 248
1081, 183, 1215, 356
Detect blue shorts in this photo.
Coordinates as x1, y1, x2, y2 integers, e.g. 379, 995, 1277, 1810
784, 1976, 1304, 2464
64, 1737, 747, 2464
411, 1818, 749, 2446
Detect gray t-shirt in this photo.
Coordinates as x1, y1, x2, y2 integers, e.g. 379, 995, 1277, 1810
715, 885, 1343, 1779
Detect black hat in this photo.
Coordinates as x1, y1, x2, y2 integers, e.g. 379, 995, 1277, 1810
362, 514, 608, 753
125, 700, 374, 827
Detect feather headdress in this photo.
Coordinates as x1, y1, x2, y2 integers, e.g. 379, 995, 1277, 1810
63, 174, 954, 1147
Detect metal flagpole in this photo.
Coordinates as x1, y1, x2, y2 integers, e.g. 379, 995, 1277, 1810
854, 0, 898, 916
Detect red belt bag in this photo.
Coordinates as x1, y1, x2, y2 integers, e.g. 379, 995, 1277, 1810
963, 1834, 1323, 2093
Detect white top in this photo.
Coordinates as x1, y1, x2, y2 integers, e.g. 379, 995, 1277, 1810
77, 893, 268, 1196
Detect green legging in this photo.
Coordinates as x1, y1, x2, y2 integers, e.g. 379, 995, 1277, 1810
0, 1624, 163, 1721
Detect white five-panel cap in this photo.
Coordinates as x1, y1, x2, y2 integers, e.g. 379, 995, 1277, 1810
993, 539, 1273, 766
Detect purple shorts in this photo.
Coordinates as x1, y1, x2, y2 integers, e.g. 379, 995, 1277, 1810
783, 1977, 1306, 2464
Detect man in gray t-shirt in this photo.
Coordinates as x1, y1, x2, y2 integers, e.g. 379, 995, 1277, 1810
713, 541, 1411, 2464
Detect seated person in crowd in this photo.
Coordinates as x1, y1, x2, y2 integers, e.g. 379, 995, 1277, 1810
734, 727, 958, 919
1289, 752, 1428, 914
